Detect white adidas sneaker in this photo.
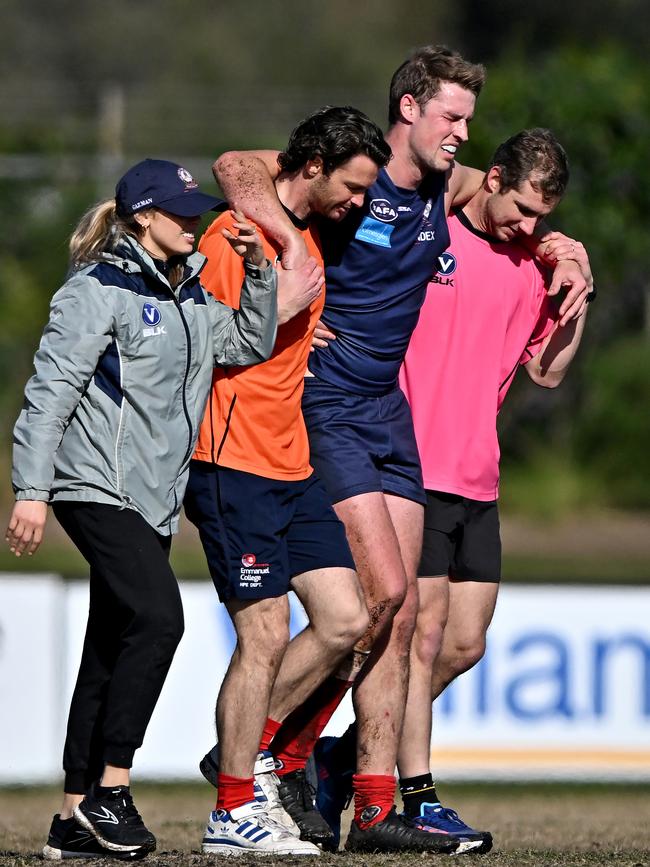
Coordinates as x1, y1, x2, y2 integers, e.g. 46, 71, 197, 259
199, 743, 300, 838
253, 751, 301, 836
202, 801, 321, 856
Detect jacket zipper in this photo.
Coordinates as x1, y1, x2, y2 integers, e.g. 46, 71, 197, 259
166, 270, 202, 531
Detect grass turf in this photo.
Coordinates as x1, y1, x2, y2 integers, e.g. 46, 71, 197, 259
1, 782, 649, 866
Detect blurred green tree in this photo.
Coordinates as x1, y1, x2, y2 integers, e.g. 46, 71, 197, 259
1, 4, 648, 516
572, 336, 650, 508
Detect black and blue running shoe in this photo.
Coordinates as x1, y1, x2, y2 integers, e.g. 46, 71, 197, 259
411, 802, 493, 854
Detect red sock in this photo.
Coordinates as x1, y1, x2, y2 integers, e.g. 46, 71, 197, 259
259, 717, 282, 752
353, 773, 395, 828
216, 773, 254, 813
271, 676, 353, 776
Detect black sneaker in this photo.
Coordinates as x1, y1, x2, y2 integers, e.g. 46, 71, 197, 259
74, 784, 156, 854
199, 743, 220, 788
345, 805, 459, 853
276, 768, 336, 850
42, 814, 149, 860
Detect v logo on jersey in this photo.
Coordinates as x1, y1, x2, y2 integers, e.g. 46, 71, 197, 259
436, 252, 457, 275
89, 806, 119, 824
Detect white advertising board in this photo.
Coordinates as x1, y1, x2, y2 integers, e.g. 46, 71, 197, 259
1, 576, 648, 782
0, 576, 66, 783
427, 585, 650, 779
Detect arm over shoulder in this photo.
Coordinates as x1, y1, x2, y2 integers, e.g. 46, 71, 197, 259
445, 162, 484, 213
212, 149, 307, 267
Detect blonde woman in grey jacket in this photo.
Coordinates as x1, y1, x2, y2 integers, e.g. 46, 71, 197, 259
5, 159, 323, 860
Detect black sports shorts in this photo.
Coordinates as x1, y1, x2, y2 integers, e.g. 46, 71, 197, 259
418, 490, 501, 582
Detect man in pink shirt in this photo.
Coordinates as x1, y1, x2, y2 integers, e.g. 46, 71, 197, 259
396, 128, 592, 846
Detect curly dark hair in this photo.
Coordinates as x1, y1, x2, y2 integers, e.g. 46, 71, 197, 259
277, 105, 391, 175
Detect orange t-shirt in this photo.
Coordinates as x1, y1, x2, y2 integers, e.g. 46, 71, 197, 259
193, 210, 324, 481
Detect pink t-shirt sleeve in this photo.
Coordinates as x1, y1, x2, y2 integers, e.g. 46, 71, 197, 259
518, 272, 559, 365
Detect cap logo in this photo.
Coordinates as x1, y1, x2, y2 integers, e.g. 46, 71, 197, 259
131, 197, 153, 211
177, 167, 198, 190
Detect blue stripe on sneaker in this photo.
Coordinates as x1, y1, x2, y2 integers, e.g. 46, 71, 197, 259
242, 825, 265, 840
204, 837, 247, 847
204, 834, 270, 847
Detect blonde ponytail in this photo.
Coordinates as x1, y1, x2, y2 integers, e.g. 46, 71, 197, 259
69, 199, 140, 269
68, 201, 186, 288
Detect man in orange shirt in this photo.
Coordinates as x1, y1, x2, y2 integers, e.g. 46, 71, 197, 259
184, 106, 391, 856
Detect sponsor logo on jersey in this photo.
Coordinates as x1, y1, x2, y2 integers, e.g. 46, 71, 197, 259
436, 251, 457, 275
355, 216, 395, 248
423, 199, 433, 219
142, 303, 162, 326
369, 198, 398, 222
418, 229, 436, 242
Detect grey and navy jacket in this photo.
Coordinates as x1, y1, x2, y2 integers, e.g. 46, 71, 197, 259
12, 234, 277, 534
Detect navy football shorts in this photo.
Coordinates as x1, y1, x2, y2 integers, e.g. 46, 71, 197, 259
184, 460, 355, 602
301, 377, 426, 506
419, 490, 501, 582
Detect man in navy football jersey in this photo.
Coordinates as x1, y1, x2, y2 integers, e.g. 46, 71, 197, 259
207, 46, 590, 853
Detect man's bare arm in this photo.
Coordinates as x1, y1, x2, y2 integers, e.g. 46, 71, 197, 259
525, 305, 588, 388
525, 240, 592, 386
445, 162, 484, 213
213, 150, 309, 267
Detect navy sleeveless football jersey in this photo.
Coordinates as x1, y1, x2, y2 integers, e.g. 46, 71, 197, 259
308, 167, 450, 396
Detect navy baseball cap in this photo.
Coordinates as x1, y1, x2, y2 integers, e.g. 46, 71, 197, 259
115, 159, 223, 218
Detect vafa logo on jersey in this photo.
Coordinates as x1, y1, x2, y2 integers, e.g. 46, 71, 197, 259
142, 303, 166, 337
369, 198, 398, 223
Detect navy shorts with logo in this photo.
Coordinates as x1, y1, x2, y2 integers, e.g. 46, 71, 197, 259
184, 460, 355, 602
419, 490, 501, 582
301, 377, 426, 506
